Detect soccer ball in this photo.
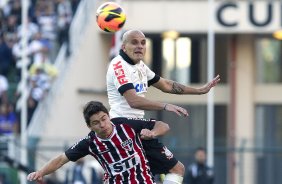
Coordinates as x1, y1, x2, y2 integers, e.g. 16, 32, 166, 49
96, 2, 126, 32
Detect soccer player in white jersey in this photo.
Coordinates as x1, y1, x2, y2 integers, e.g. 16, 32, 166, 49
27, 101, 170, 184
107, 30, 220, 184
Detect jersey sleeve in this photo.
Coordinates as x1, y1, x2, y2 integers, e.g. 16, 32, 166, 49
110, 60, 135, 95
148, 74, 160, 87
112, 117, 156, 133
143, 63, 160, 86
65, 136, 90, 162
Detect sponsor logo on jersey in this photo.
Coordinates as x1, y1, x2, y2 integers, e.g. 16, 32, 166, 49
161, 146, 174, 160
108, 154, 141, 175
113, 61, 128, 85
134, 83, 147, 93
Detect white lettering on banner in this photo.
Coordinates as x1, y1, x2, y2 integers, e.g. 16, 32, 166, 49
108, 154, 141, 175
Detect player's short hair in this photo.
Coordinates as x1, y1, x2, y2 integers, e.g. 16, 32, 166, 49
122, 30, 145, 43
195, 147, 206, 153
83, 101, 109, 126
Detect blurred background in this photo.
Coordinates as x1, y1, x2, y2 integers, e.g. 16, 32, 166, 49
0, 0, 282, 184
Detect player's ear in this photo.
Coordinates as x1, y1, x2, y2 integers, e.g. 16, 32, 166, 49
86, 123, 91, 129
121, 44, 126, 51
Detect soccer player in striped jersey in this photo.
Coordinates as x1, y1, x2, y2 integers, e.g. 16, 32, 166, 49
27, 101, 169, 184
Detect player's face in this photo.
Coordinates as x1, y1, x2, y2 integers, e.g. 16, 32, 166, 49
88, 111, 113, 139
195, 150, 206, 164
122, 32, 146, 64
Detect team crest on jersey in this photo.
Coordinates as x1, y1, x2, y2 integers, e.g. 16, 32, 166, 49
122, 139, 133, 151
161, 146, 173, 160
138, 70, 143, 80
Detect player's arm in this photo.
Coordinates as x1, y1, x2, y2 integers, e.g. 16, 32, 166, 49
123, 89, 188, 117
27, 153, 69, 182
140, 120, 170, 140
123, 89, 166, 110
152, 74, 220, 95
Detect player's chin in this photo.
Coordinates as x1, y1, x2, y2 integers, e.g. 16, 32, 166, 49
134, 54, 143, 60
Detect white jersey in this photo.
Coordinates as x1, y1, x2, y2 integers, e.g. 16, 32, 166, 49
107, 52, 159, 118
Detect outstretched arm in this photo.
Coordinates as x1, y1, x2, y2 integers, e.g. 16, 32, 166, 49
27, 153, 69, 182
123, 89, 188, 117
152, 74, 220, 95
140, 120, 170, 140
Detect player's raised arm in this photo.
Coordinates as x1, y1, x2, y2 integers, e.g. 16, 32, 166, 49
152, 74, 221, 95
27, 153, 69, 182
123, 89, 188, 117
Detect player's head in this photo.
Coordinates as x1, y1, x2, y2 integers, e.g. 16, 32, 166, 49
83, 101, 109, 125
83, 101, 112, 138
121, 30, 146, 64
194, 147, 206, 164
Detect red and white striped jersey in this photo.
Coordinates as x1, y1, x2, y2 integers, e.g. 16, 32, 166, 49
65, 120, 156, 184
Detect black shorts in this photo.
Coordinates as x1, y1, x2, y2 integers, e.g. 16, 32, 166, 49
111, 117, 178, 175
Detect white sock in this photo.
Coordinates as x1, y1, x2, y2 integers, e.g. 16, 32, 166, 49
163, 173, 183, 184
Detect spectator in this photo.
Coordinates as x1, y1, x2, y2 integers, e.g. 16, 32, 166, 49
64, 158, 103, 184
0, 33, 15, 77
186, 147, 214, 184
44, 173, 63, 184
8, 0, 22, 25
55, 0, 72, 56
17, 17, 39, 41
0, 74, 9, 104
27, 68, 50, 124
35, 1, 57, 61
3, 15, 18, 39
70, 0, 81, 15
55, 0, 72, 43
29, 56, 58, 79
66, 158, 87, 184
0, 103, 19, 136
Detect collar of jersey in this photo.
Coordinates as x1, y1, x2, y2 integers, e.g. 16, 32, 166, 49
119, 49, 136, 65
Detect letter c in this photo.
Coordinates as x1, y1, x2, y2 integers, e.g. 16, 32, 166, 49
217, 2, 238, 27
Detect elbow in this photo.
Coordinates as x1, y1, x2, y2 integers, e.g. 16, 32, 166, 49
160, 121, 170, 134
164, 123, 170, 133
127, 100, 141, 109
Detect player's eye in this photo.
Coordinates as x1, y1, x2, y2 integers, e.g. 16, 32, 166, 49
90, 121, 98, 126
131, 40, 138, 45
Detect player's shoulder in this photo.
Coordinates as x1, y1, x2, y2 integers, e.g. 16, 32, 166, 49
110, 55, 126, 65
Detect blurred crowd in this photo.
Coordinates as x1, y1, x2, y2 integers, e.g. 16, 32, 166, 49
0, 0, 81, 137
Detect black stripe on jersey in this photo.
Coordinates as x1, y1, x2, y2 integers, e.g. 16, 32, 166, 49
103, 138, 121, 161
88, 133, 112, 176
148, 74, 160, 86
135, 134, 144, 153
122, 170, 130, 184
136, 163, 146, 183
88, 149, 107, 175
118, 83, 134, 95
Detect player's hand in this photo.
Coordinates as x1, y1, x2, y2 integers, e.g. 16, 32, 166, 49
164, 104, 188, 117
140, 129, 156, 140
27, 171, 43, 182
200, 74, 220, 94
